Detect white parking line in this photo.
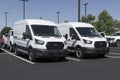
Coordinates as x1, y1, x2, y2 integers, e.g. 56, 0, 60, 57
0, 52, 8, 55
66, 57, 80, 61
1, 48, 35, 65
106, 55, 120, 59
109, 52, 120, 55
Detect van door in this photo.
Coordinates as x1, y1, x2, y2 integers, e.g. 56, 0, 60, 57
21, 25, 32, 51
67, 28, 80, 47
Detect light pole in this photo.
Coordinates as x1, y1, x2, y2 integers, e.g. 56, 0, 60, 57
3, 12, 9, 27
83, 3, 88, 18
56, 11, 60, 23
20, 0, 28, 19
78, 0, 81, 22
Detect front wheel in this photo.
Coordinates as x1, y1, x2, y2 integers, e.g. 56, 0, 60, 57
10, 44, 14, 52
116, 40, 120, 47
75, 47, 84, 59
58, 57, 66, 61
28, 49, 36, 62
2, 43, 6, 48
14, 46, 19, 55
99, 54, 105, 58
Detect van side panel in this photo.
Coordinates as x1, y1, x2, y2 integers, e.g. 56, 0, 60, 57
14, 23, 26, 40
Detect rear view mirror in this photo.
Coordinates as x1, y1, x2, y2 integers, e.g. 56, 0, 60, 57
100, 32, 105, 37
64, 34, 68, 40
23, 32, 29, 39
23, 32, 32, 40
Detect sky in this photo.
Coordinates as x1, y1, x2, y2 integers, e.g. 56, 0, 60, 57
0, 0, 120, 30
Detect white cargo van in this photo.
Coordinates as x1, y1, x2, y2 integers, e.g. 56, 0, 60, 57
13, 19, 68, 61
3, 30, 14, 52
58, 22, 109, 58
106, 31, 120, 47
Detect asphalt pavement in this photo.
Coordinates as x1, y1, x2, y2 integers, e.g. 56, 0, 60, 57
0, 47, 120, 80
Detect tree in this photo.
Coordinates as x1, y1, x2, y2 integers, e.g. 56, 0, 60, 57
95, 10, 115, 35
113, 20, 120, 31
81, 14, 95, 23
0, 27, 12, 36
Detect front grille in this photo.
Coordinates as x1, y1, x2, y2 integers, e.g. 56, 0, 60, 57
94, 41, 107, 48
46, 42, 64, 50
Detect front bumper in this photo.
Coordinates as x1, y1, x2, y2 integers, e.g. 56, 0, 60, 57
82, 47, 109, 55
32, 48, 68, 58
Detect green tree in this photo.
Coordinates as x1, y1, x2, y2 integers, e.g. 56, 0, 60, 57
81, 14, 95, 23
0, 27, 12, 36
113, 20, 120, 31
95, 10, 115, 35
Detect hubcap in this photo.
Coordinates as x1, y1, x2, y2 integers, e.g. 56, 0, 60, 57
76, 50, 81, 58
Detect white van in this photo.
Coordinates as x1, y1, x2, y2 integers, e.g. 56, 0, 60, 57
3, 30, 14, 52
106, 31, 120, 47
13, 19, 68, 61
58, 22, 109, 58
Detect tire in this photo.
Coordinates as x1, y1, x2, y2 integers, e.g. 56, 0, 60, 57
14, 45, 19, 55
10, 44, 14, 52
2, 43, 6, 48
99, 54, 105, 58
116, 40, 120, 47
28, 49, 36, 62
75, 47, 84, 59
58, 57, 65, 61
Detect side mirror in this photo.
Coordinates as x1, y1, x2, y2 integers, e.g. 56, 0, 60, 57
71, 34, 76, 39
100, 32, 105, 37
71, 34, 80, 40
23, 32, 28, 39
64, 34, 68, 40
23, 32, 32, 40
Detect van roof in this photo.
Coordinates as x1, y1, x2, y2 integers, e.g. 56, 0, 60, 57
15, 19, 56, 26
59, 22, 94, 28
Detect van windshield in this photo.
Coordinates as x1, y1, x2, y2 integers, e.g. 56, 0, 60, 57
31, 25, 61, 37
112, 32, 120, 36
76, 27, 101, 37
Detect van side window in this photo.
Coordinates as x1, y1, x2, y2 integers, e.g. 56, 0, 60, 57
70, 28, 80, 40
26, 25, 32, 40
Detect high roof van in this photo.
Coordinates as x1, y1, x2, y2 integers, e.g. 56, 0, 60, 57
58, 22, 109, 58
13, 19, 68, 61
2, 30, 14, 52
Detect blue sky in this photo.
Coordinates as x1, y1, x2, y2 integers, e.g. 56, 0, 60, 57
0, 0, 120, 30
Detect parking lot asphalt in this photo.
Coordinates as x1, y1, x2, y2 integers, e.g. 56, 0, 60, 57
0, 47, 120, 80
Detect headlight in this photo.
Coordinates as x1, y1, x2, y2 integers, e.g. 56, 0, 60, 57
83, 39, 92, 44
35, 39, 45, 45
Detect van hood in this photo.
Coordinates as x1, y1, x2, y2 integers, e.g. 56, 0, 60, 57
82, 37, 107, 42
34, 36, 65, 42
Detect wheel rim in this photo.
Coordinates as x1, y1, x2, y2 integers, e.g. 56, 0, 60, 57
2, 43, 5, 48
117, 41, 120, 47
76, 49, 82, 58
29, 52, 32, 61
10, 45, 12, 51
29, 51, 35, 62
14, 46, 18, 55
14, 49, 17, 55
